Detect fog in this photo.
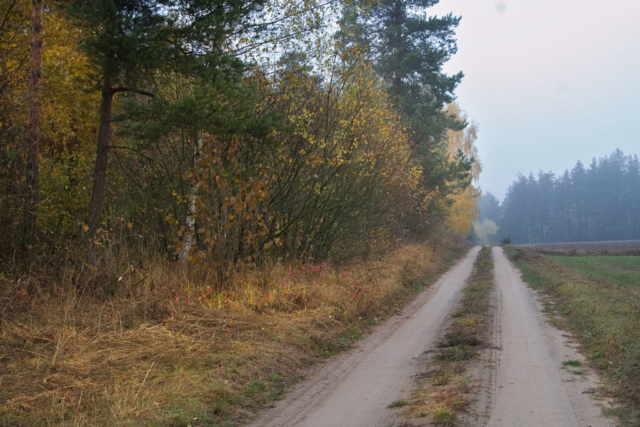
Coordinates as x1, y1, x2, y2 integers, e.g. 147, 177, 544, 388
429, 0, 640, 201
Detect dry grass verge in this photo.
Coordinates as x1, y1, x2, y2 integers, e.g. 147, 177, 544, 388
0, 236, 466, 426
505, 246, 640, 425
404, 246, 494, 426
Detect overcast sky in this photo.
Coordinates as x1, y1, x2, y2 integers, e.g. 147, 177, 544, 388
428, 0, 640, 201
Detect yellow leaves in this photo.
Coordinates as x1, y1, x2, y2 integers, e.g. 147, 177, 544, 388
445, 103, 482, 182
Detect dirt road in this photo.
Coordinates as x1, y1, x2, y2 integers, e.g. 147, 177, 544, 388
248, 247, 481, 427
248, 246, 614, 426
482, 247, 613, 427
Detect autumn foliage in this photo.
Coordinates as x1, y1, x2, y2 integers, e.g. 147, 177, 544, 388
0, 0, 481, 423
1, 0, 479, 284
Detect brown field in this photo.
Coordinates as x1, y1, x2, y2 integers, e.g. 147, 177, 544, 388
518, 240, 640, 256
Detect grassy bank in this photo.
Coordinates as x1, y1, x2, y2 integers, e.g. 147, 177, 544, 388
505, 246, 640, 424
0, 237, 466, 426
404, 246, 494, 426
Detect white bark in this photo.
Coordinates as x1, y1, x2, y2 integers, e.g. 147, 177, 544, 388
179, 132, 202, 262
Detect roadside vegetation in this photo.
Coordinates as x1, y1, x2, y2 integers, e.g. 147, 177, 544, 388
0, 237, 465, 426
403, 246, 494, 426
505, 246, 640, 424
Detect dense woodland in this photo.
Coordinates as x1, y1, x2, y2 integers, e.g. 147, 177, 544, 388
496, 149, 640, 244
0, 0, 479, 289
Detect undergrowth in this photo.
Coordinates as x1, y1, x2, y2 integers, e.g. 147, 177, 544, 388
0, 236, 466, 426
505, 246, 640, 425
404, 246, 494, 426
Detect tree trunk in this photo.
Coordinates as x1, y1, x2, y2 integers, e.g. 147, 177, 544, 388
24, 0, 43, 248
86, 74, 114, 262
179, 132, 203, 262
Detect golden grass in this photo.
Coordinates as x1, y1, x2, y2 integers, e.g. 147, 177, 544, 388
0, 236, 465, 426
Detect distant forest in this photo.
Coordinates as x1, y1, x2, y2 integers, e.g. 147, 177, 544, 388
480, 149, 640, 244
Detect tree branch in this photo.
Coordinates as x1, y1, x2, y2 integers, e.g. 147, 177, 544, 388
111, 87, 155, 98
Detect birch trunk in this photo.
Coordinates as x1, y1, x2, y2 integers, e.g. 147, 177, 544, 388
179, 132, 203, 262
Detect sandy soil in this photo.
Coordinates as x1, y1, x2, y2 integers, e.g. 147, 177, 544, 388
246, 247, 481, 427
481, 247, 615, 427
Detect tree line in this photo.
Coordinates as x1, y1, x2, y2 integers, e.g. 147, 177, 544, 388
1, 0, 479, 288
492, 149, 640, 244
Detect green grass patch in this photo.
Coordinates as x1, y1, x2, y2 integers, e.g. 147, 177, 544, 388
505, 246, 640, 424
552, 256, 640, 288
388, 399, 409, 408
562, 360, 582, 367
433, 406, 458, 426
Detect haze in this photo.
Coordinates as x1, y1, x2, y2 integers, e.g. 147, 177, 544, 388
429, 0, 640, 201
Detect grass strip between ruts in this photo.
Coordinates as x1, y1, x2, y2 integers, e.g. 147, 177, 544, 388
402, 246, 494, 426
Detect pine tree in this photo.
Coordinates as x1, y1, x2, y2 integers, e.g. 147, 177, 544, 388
500, 149, 640, 244
340, 0, 470, 227
65, 0, 266, 260
478, 192, 501, 223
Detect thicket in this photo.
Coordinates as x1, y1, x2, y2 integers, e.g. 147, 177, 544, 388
0, 0, 478, 294
498, 149, 640, 244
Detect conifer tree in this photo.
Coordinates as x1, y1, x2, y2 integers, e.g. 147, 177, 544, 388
65, 0, 266, 260
340, 0, 471, 228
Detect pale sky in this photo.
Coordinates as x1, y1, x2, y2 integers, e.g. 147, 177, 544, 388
429, 0, 640, 201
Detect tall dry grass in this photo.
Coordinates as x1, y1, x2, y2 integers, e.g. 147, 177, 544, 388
0, 236, 465, 426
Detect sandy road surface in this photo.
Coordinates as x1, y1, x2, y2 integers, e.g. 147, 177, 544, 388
484, 247, 614, 427
247, 247, 481, 427
248, 246, 614, 427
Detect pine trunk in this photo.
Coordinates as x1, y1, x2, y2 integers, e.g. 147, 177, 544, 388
86, 74, 114, 262
24, 0, 43, 248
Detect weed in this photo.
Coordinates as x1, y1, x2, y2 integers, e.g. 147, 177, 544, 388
432, 369, 452, 386
438, 331, 481, 348
388, 399, 409, 408
563, 360, 583, 367
245, 380, 267, 397
435, 346, 477, 362
433, 406, 458, 426
453, 315, 481, 327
